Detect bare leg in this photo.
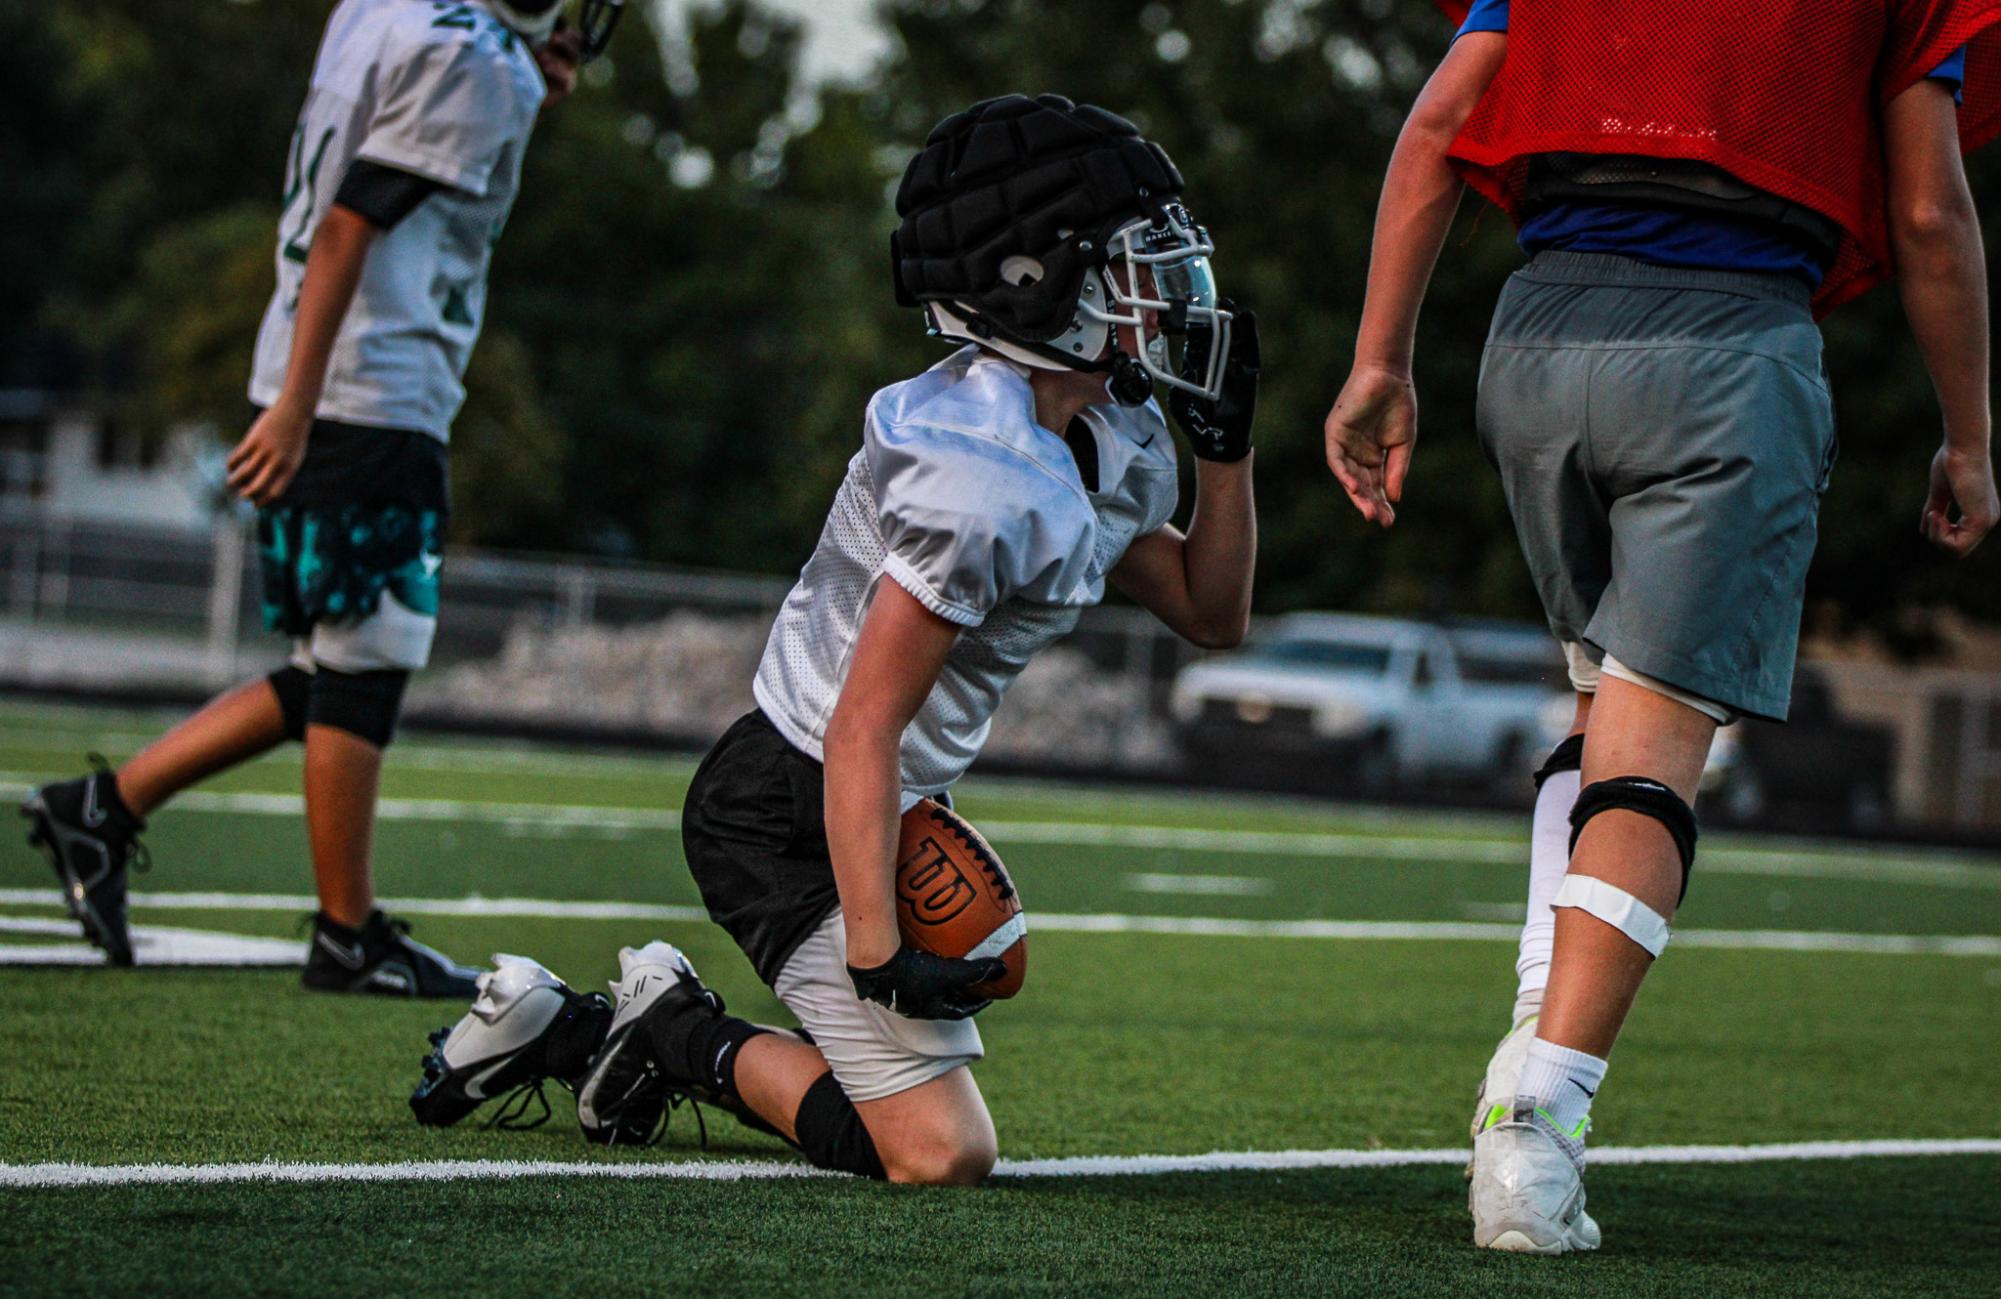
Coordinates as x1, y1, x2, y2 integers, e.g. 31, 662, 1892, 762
114, 679, 290, 818
1536, 675, 1716, 1058
732, 1038, 995, 1186
302, 723, 384, 928
855, 1067, 997, 1186
733, 1034, 836, 1144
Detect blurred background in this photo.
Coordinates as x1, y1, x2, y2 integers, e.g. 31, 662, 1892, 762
6, 0, 2001, 838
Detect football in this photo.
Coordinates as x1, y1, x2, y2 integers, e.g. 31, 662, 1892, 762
894, 799, 1026, 998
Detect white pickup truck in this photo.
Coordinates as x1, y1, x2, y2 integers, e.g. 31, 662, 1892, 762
1168, 614, 1567, 789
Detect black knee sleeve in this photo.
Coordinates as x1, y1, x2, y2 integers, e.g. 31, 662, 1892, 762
1532, 733, 1586, 792
266, 667, 313, 742
1569, 776, 1699, 903
306, 668, 410, 748
792, 1073, 885, 1180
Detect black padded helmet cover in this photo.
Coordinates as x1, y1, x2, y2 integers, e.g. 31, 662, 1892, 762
893, 94, 1185, 344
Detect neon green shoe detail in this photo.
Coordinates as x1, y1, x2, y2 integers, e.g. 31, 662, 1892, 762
1534, 1107, 1590, 1141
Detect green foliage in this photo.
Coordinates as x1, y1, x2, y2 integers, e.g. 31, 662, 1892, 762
5, 0, 1995, 635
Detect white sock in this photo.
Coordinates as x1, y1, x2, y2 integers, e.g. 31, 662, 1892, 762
1517, 1037, 1606, 1159
1514, 765, 1579, 1024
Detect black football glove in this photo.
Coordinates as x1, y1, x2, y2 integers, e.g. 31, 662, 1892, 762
848, 947, 1007, 1021
1168, 303, 1260, 463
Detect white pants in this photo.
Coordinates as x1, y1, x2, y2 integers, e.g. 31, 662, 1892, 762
773, 910, 983, 1104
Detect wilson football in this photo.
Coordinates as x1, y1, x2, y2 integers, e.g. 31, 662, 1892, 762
894, 799, 1026, 999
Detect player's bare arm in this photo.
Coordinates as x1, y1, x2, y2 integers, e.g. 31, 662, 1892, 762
226, 205, 377, 506
1324, 30, 1505, 528
823, 581, 1007, 1019
533, 24, 582, 104
1110, 461, 1255, 651
822, 583, 958, 969
1885, 78, 1999, 557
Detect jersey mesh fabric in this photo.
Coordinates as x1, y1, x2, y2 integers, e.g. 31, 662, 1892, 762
1435, 0, 2001, 317
752, 352, 1177, 804
249, 0, 545, 439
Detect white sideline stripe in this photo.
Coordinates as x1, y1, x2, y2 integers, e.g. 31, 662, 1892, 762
4, 1139, 1998, 1190
3, 776, 1994, 890
1125, 872, 1274, 896
0, 778, 681, 831
0, 917, 300, 967
2, 889, 1996, 956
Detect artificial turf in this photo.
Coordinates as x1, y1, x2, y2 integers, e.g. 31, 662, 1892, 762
0, 701, 1997, 1296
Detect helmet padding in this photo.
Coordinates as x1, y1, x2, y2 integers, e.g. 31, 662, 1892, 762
892, 94, 1184, 345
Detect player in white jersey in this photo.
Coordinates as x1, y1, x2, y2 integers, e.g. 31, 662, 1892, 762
23, 0, 623, 994
407, 95, 1261, 1183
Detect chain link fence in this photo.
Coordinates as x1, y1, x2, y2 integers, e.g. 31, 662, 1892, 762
9, 513, 2001, 834
0, 513, 1200, 776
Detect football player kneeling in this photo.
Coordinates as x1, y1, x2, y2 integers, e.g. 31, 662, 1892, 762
413, 93, 1260, 1183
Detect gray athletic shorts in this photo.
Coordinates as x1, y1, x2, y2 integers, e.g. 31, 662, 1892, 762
1477, 251, 1837, 722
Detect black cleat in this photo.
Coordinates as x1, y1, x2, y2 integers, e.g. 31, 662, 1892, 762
410, 955, 613, 1129
574, 940, 727, 1145
302, 910, 482, 998
22, 756, 148, 967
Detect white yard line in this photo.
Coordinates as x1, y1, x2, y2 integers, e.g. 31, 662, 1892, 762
1, 889, 1995, 956
3, 1138, 1996, 1190
1124, 872, 1275, 897
4, 775, 1994, 889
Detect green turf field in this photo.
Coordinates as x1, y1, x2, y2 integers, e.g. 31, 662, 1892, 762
1, 699, 1997, 1297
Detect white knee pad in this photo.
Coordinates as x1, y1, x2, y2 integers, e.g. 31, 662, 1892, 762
1551, 875, 1672, 958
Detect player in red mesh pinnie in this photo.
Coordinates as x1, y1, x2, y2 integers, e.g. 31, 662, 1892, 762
1323, 0, 2001, 1255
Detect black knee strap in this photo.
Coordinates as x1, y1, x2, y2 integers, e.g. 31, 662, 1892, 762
1569, 776, 1699, 903
792, 1072, 885, 1180
266, 667, 313, 742
307, 668, 410, 748
1532, 733, 1586, 792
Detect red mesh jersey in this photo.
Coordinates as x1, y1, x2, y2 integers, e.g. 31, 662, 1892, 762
1429, 1, 2001, 316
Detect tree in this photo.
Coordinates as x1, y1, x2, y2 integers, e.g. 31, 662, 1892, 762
6, 0, 1995, 647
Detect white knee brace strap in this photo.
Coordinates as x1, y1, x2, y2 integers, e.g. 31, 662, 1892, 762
1551, 874, 1672, 958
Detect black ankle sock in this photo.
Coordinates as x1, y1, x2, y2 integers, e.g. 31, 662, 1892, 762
647, 1008, 768, 1104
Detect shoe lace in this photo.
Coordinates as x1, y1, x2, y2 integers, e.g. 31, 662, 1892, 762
85, 752, 150, 873
592, 1062, 711, 1150
486, 1080, 557, 1132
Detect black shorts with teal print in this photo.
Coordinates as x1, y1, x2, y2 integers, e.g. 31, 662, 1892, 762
251, 411, 448, 638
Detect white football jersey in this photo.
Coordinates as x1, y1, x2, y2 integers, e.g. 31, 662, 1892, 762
249, 0, 546, 441
754, 347, 1180, 804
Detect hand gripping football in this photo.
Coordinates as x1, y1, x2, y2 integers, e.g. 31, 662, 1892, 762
894, 799, 1026, 999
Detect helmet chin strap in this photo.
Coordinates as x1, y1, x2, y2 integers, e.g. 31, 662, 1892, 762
1105, 352, 1154, 407
926, 301, 1156, 406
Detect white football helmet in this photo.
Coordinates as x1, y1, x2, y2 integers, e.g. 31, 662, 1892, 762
925, 203, 1233, 406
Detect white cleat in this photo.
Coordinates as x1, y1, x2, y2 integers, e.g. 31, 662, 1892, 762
1469, 1099, 1601, 1255
574, 941, 714, 1144
1468, 1013, 1539, 1176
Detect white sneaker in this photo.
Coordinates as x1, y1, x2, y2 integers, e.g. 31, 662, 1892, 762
1469, 1098, 1602, 1254
1468, 1013, 1539, 1175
